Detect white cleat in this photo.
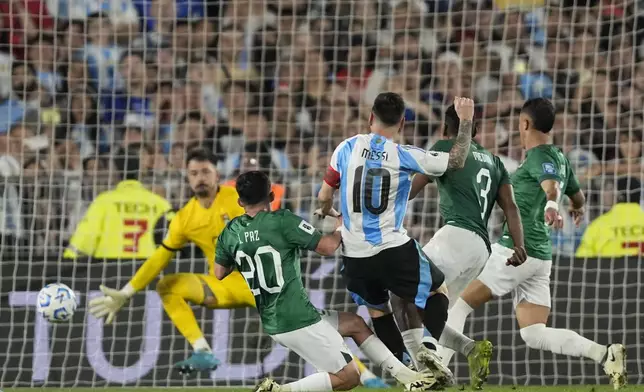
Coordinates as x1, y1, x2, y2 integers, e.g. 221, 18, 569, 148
603, 344, 627, 390
404, 371, 438, 391
416, 345, 455, 388
254, 378, 282, 392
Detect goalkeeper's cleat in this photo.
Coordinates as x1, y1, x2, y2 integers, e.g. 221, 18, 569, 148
174, 350, 221, 375
404, 371, 438, 391
603, 343, 627, 390
254, 378, 281, 392
363, 376, 390, 388
416, 345, 455, 389
467, 340, 493, 390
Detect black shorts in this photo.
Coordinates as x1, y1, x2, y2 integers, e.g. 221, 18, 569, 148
343, 239, 445, 310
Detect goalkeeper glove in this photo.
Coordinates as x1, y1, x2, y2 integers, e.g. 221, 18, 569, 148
88, 285, 131, 324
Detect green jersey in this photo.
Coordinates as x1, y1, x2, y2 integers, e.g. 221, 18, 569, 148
215, 210, 323, 335
431, 140, 510, 251
498, 144, 580, 260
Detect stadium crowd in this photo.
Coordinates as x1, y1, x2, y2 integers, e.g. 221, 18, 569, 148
0, 0, 643, 258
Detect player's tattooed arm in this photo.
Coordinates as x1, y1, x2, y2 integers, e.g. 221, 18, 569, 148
448, 97, 474, 170
447, 119, 473, 169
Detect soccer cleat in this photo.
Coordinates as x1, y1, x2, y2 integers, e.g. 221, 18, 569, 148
174, 350, 221, 375
405, 371, 438, 391
416, 345, 455, 388
254, 378, 282, 392
467, 340, 493, 390
363, 376, 390, 388
603, 344, 627, 390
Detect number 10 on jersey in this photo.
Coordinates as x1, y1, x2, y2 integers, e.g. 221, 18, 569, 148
353, 165, 391, 215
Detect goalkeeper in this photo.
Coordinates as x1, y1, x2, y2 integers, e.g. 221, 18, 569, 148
88, 148, 388, 387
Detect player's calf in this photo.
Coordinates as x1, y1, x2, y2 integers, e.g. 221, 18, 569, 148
323, 310, 433, 387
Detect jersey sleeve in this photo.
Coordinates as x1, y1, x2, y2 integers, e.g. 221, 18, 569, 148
397, 144, 449, 177
281, 211, 323, 250
214, 230, 235, 268
161, 209, 187, 251
324, 141, 345, 188
64, 196, 108, 258
564, 159, 581, 196
526, 150, 563, 183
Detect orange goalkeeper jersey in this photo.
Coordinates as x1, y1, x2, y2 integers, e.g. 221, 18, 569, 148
64, 180, 172, 259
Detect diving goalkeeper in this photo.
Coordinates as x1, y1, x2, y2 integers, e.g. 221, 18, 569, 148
88, 148, 388, 387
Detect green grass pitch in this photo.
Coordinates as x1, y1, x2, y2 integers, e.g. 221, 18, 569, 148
5, 387, 633, 392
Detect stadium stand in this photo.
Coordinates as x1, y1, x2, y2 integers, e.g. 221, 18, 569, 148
0, 0, 642, 387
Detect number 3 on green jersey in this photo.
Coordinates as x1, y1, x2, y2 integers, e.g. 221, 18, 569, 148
430, 140, 511, 251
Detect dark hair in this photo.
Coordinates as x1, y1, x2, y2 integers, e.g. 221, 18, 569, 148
185, 147, 217, 166
177, 111, 206, 125
236, 170, 271, 206
444, 105, 477, 138
521, 97, 555, 133
617, 177, 641, 204
372, 92, 406, 126
113, 146, 141, 181
11, 61, 37, 77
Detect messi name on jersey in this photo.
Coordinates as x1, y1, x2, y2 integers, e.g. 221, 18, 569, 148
361, 148, 389, 161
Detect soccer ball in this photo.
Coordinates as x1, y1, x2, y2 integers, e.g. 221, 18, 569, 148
37, 283, 77, 322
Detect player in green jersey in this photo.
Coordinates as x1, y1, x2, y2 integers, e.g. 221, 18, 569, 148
446, 98, 627, 390
214, 171, 436, 392
393, 104, 528, 390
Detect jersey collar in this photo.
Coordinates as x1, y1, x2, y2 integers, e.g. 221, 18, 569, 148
611, 203, 642, 213
116, 180, 144, 189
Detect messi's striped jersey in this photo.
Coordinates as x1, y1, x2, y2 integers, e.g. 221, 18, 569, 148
324, 133, 449, 257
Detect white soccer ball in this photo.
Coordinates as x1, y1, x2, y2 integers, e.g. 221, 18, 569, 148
37, 283, 77, 322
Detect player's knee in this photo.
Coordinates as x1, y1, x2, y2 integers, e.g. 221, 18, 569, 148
156, 274, 177, 296
333, 362, 361, 390
344, 312, 370, 336
423, 292, 449, 337
519, 323, 547, 350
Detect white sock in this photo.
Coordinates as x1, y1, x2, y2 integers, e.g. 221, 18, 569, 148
401, 328, 424, 368
441, 298, 474, 365
439, 324, 475, 357
283, 372, 333, 392
359, 335, 418, 384
192, 337, 212, 352
519, 323, 608, 364
359, 368, 378, 384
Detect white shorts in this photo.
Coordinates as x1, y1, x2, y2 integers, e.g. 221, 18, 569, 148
477, 243, 552, 308
422, 225, 490, 306
271, 316, 352, 374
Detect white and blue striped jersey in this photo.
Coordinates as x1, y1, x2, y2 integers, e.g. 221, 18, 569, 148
325, 133, 449, 257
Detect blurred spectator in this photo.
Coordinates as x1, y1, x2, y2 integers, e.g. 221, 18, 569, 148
0, 0, 644, 258
576, 178, 644, 257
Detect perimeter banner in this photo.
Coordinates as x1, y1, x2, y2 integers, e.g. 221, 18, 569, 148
0, 256, 641, 386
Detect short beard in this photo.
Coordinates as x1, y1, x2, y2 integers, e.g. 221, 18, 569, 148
194, 188, 210, 198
